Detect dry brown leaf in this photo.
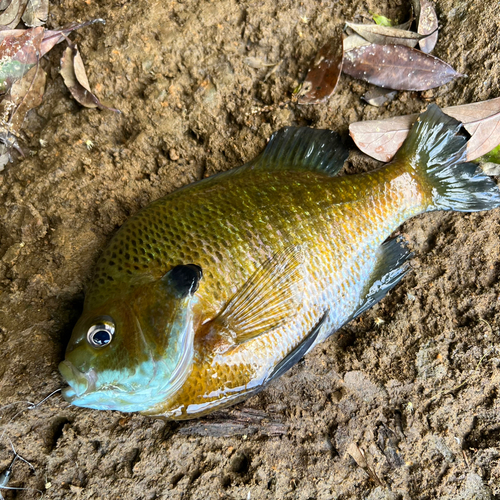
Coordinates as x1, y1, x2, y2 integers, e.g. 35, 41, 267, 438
346, 443, 384, 486
0, 63, 46, 169
297, 27, 343, 105
415, 0, 438, 53
60, 44, 119, 112
346, 443, 368, 467
349, 115, 414, 162
362, 87, 397, 107
343, 33, 370, 52
0, 0, 13, 10
0, 0, 27, 28
0, 26, 44, 93
345, 21, 425, 48
22, 0, 48, 27
39, 19, 106, 57
243, 57, 277, 69
349, 97, 500, 162
343, 43, 463, 91
72, 47, 93, 93
8, 63, 46, 130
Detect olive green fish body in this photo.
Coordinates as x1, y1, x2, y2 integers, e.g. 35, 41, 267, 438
60, 105, 500, 417
137, 163, 428, 418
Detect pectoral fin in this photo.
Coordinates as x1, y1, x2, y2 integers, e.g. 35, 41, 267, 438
211, 246, 305, 344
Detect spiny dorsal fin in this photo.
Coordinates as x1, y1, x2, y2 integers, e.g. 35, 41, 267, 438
212, 246, 305, 344
346, 237, 412, 324
248, 127, 349, 176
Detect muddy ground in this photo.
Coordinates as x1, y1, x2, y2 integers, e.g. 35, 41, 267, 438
0, 0, 499, 498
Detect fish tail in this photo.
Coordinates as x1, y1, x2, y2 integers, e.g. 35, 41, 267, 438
393, 104, 500, 212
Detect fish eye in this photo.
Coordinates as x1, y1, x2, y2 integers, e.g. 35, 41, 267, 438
87, 320, 115, 348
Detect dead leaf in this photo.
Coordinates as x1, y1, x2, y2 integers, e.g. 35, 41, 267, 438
346, 443, 368, 467
22, 0, 48, 27
60, 44, 119, 112
343, 33, 370, 52
0, 26, 44, 93
8, 63, 46, 130
297, 27, 343, 105
0, 0, 13, 10
345, 21, 425, 48
40, 19, 106, 57
0, 63, 46, 169
243, 57, 277, 69
478, 163, 500, 176
415, 0, 438, 53
464, 114, 500, 161
349, 114, 412, 162
362, 87, 397, 107
0, 0, 27, 28
349, 97, 500, 162
346, 443, 384, 486
342, 43, 463, 91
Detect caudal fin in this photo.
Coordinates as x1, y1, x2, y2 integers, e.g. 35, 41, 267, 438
393, 104, 500, 212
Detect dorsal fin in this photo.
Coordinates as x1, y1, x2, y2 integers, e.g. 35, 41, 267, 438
210, 246, 305, 344
248, 127, 349, 176
345, 237, 412, 325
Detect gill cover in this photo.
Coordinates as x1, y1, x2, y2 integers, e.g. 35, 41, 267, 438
59, 265, 202, 412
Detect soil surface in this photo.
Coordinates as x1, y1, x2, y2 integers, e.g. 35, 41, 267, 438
0, 0, 499, 498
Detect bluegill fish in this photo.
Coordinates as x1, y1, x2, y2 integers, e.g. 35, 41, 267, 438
59, 105, 500, 419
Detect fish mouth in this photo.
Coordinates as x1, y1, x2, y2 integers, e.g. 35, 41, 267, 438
58, 360, 97, 402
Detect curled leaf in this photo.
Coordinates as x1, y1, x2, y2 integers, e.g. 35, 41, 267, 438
60, 44, 119, 112
345, 21, 425, 48
415, 0, 438, 53
0, 0, 27, 29
0, 0, 13, 10
342, 43, 463, 91
22, 0, 48, 27
349, 97, 500, 162
297, 27, 343, 105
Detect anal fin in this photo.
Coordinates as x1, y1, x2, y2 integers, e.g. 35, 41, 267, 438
348, 237, 412, 323
266, 312, 328, 383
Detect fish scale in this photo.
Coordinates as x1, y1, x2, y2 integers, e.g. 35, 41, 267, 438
59, 106, 500, 418
139, 164, 425, 417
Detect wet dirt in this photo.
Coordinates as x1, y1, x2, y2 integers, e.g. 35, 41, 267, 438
0, 0, 499, 498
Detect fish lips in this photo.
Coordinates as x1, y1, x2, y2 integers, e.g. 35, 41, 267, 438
59, 360, 97, 402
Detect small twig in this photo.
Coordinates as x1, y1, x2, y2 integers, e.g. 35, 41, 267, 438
0, 389, 62, 441
477, 318, 493, 336
462, 449, 470, 469
0, 437, 42, 499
